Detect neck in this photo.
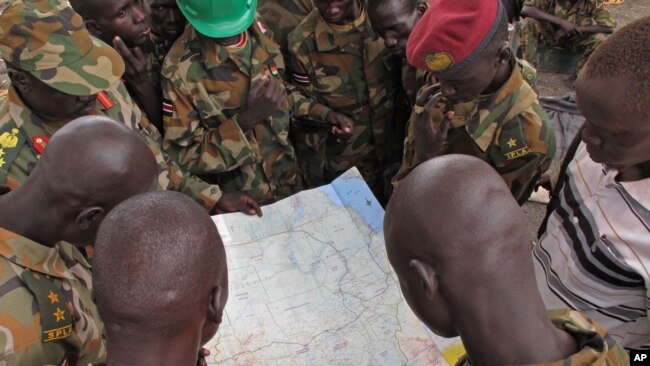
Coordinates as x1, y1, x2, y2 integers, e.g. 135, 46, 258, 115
0, 187, 58, 246
453, 283, 577, 364
215, 32, 243, 47
106, 336, 201, 366
616, 160, 650, 182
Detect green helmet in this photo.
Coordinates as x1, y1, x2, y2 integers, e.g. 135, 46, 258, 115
177, 0, 258, 38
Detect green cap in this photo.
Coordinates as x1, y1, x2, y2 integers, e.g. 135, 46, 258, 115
0, 0, 125, 96
177, 0, 258, 38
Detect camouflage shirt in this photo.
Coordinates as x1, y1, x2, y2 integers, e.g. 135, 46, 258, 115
523, 0, 616, 42
258, 0, 314, 67
142, 31, 176, 101
0, 227, 105, 365
394, 57, 555, 204
288, 8, 402, 198
456, 310, 629, 366
0, 82, 222, 211
161, 19, 301, 204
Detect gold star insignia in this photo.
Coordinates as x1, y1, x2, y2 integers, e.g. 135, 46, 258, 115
506, 138, 517, 148
53, 307, 65, 322
32, 273, 40, 280
47, 290, 59, 304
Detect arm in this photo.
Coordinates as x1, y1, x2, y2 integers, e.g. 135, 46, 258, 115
576, 25, 614, 34
161, 75, 258, 175
521, 5, 581, 36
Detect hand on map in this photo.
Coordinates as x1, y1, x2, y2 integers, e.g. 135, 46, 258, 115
197, 347, 209, 366
413, 84, 455, 162
214, 192, 263, 216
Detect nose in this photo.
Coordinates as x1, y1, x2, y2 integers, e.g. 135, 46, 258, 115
168, 9, 178, 22
385, 36, 397, 48
133, 4, 146, 23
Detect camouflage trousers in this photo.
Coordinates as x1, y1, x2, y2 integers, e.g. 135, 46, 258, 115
518, 18, 607, 73
291, 121, 390, 205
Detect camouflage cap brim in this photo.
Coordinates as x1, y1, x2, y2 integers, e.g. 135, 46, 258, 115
29, 37, 125, 96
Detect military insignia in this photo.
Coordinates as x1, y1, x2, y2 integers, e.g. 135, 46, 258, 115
20, 269, 73, 342
96, 91, 114, 110
256, 20, 269, 34
0, 128, 19, 149
292, 73, 310, 85
506, 138, 517, 148
424, 52, 454, 72
268, 64, 279, 77
162, 99, 173, 117
33, 136, 49, 155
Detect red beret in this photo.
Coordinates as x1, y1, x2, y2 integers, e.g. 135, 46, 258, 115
406, 0, 505, 75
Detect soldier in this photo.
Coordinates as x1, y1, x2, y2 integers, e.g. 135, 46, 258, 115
0, 116, 159, 365
534, 17, 650, 350
161, 0, 302, 204
519, 0, 615, 73
0, 0, 261, 216
71, 0, 163, 130
394, 0, 555, 204
384, 155, 629, 365
288, 0, 402, 204
94, 191, 228, 366
258, 0, 314, 68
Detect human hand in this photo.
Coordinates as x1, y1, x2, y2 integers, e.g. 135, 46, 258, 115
325, 111, 354, 143
214, 192, 262, 216
197, 347, 209, 366
557, 19, 581, 37
553, 28, 567, 42
239, 76, 287, 131
412, 84, 455, 162
113, 36, 148, 86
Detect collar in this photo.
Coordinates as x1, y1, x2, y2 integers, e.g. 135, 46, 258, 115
0, 226, 90, 279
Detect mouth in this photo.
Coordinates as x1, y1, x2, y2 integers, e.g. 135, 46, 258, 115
141, 26, 152, 36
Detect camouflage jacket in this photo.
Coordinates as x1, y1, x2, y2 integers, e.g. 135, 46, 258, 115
142, 31, 175, 100
161, 20, 301, 204
394, 57, 555, 204
457, 310, 629, 366
0, 83, 222, 211
288, 8, 402, 171
258, 0, 314, 67
523, 0, 616, 40
0, 227, 105, 365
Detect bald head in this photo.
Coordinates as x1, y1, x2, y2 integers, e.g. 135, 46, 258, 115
36, 115, 158, 207
93, 191, 228, 345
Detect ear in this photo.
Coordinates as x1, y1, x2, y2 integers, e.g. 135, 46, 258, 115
8, 68, 30, 93
75, 206, 105, 230
208, 284, 227, 325
84, 19, 102, 38
496, 44, 512, 66
416, 2, 428, 18
409, 259, 438, 300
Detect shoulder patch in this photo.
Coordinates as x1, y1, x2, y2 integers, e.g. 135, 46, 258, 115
96, 91, 114, 110
162, 99, 173, 117
500, 120, 531, 160
256, 19, 269, 34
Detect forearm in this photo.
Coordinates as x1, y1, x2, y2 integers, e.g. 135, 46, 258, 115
578, 25, 614, 34
130, 83, 163, 132
521, 6, 566, 27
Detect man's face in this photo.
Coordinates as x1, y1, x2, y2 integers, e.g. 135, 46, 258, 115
12, 69, 96, 120
95, 0, 151, 47
576, 71, 650, 172
435, 48, 503, 104
370, 0, 422, 56
315, 0, 357, 25
148, 0, 186, 42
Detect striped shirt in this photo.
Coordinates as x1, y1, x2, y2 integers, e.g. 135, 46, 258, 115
533, 142, 650, 350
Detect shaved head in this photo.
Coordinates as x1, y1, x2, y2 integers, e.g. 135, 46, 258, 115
0, 115, 158, 247
93, 191, 228, 344
384, 155, 534, 337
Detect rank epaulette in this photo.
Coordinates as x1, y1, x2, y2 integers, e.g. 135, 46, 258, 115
20, 269, 73, 342
0, 124, 26, 183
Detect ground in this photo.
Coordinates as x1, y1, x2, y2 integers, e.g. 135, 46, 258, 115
0, 0, 647, 238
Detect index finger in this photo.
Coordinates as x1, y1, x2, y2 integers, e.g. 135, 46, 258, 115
112, 37, 137, 66
415, 83, 441, 107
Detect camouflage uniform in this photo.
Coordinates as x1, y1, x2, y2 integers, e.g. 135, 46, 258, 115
161, 19, 302, 204
456, 310, 629, 366
142, 31, 175, 103
0, 0, 222, 211
519, 0, 616, 71
0, 227, 105, 365
258, 0, 314, 68
394, 57, 555, 204
288, 8, 402, 202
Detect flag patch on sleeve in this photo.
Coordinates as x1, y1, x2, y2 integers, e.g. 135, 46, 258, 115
292, 73, 310, 85
162, 99, 173, 116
